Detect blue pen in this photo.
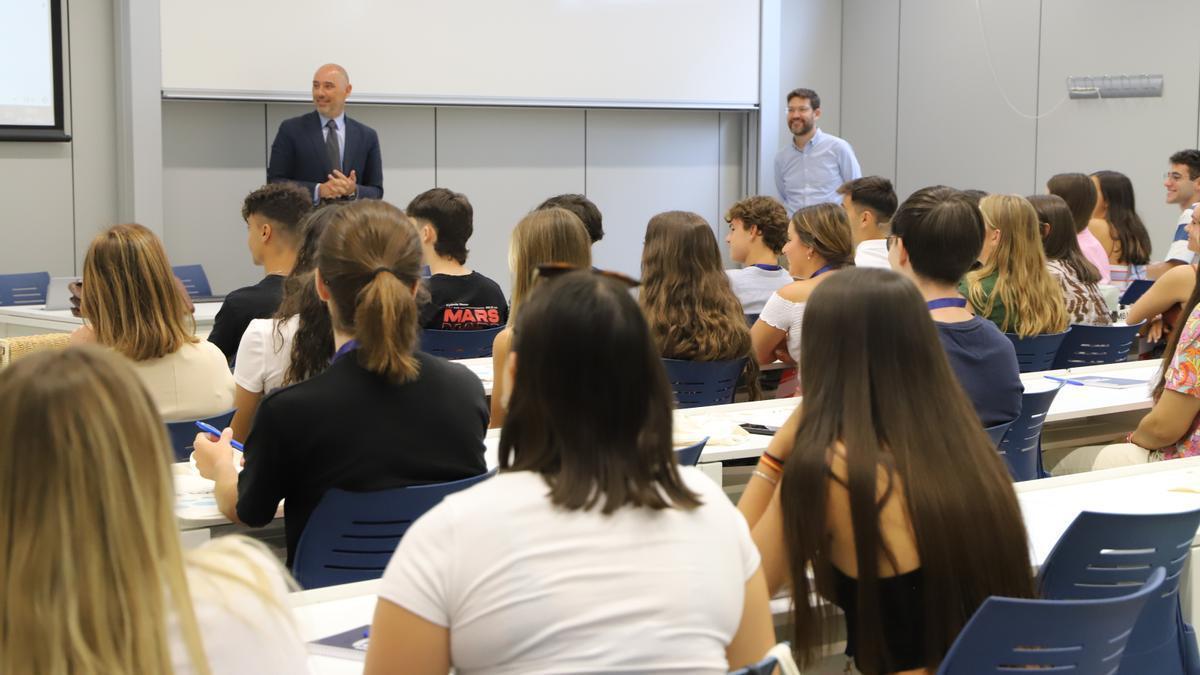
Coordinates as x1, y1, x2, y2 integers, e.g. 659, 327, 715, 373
195, 421, 244, 452
1044, 375, 1084, 386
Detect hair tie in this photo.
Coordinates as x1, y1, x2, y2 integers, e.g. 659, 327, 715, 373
373, 266, 394, 278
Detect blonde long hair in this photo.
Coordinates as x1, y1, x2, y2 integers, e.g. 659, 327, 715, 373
81, 223, 196, 361
965, 195, 1068, 337
0, 346, 209, 673
639, 211, 761, 399
507, 208, 592, 323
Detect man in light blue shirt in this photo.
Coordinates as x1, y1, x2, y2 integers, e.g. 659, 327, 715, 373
774, 88, 861, 213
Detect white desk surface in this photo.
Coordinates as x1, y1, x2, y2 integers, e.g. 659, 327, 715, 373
0, 301, 222, 336
287, 457, 1200, 674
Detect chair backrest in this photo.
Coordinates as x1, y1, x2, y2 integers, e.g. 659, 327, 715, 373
165, 409, 236, 462
293, 469, 496, 589
1004, 330, 1070, 373
744, 313, 759, 327
729, 654, 779, 675
983, 419, 1013, 448
937, 567, 1165, 674
1120, 278, 1154, 306
662, 357, 746, 409
675, 437, 709, 466
171, 264, 213, 299
0, 333, 71, 368
0, 271, 51, 306
420, 326, 504, 359
996, 385, 1061, 481
1051, 322, 1144, 369
1038, 509, 1200, 674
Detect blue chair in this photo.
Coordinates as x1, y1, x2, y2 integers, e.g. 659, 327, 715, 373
983, 419, 1013, 448
1051, 322, 1145, 369
1038, 509, 1200, 675
172, 264, 214, 299
675, 437, 709, 466
293, 470, 496, 589
1120, 278, 1155, 306
0, 271, 51, 306
420, 326, 504, 359
1004, 330, 1070, 373
996, 385, 1061, 481
937, 567, 1165, 674
165, 409, 235, 462
662, 358, 746, 409
744, 313, 759, 327
729, 654, 779, 675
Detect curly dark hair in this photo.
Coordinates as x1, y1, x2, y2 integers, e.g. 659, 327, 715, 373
240, 183, 312, 241
726, 196, 788, 254
275, 205, 339, 386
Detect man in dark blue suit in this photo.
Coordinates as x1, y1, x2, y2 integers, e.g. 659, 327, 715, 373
267, 63, 383, 204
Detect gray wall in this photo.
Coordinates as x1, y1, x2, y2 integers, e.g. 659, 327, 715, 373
161, 102, 749, 294
0, 0, 118, 276
841, 0, 1200, 258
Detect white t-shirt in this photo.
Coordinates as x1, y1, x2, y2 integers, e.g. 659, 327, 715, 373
234, 316, 299, 394
378, 468, 760, 675
1166, 205, 1196, 264
759, 291, 806, 363
130, 340, 235, 422
726, 265, 793, 314
170, 537, 311, 674
854, 238, 890, 269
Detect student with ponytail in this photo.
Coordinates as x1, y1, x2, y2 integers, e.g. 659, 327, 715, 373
195, 200, 488, 565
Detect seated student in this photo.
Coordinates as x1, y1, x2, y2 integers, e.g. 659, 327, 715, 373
1028, 194, 1112, 326
1054, 218, 1200, 473
1130, 206, 1200, 342
489, 207, 591, 428
1047, 172, 1111, 284
208, 183, 313, 361
1148, 150, 1200, 278
408, 188, 508, 330
70, 223, 234, 421
737, 267, 1034, 674
0, 346, 308, 673
640, 210, 761, 398
1089, 170, 1152, 291
838, 176, 898, 269
751, 203, 853, 365
195, 201, 489, 566
723, 195, 792, 314
366, 271, 775, 675
230, 205, 339, 442
960, 195, 1069, 337
537, 193, 604, 245
889, 187, 1022, 427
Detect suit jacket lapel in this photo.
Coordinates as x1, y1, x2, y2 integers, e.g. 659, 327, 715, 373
306, 111, 333, 174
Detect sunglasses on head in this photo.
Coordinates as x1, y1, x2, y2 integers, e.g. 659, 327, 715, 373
533, 262, 640, 288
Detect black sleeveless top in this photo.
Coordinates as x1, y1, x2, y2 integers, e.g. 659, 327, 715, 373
831, 565, 926, 673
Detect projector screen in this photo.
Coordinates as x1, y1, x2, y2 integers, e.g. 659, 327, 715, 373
161, 0, 760, 109
0, 0, 67, 141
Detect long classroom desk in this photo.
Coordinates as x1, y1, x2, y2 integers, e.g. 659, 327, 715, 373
0, 301, 222, 338
288, 456, 1200, 674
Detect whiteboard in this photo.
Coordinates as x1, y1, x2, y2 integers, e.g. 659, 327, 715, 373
160, 0, 761, 109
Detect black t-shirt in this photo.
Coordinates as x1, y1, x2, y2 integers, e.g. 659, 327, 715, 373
936, 317, 1023, 427
420, 272, 509, 330
208, 274, 285, 361
235, 350, 489, 565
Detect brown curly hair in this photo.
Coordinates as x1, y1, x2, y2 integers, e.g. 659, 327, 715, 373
726, 196, 789, 254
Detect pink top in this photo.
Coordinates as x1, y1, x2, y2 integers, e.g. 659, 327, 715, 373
1077, 230, 1112, 284
1163, 302, 1200, 460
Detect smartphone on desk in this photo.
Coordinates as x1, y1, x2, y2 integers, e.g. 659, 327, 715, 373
739, 423, 779, 436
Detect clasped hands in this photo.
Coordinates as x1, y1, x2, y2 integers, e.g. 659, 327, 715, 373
319, 169, 359, 200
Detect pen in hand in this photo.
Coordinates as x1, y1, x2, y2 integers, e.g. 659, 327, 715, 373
195, 421, 244, 452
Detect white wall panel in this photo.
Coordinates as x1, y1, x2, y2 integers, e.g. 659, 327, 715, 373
0, 142, 75, 275
586, 110, 722, 279
1035, 0, 1200, 259
895, 0, 1040, 198
162, 100, 267, 294
840, 0, 899, 181
436, 107, 585, 295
